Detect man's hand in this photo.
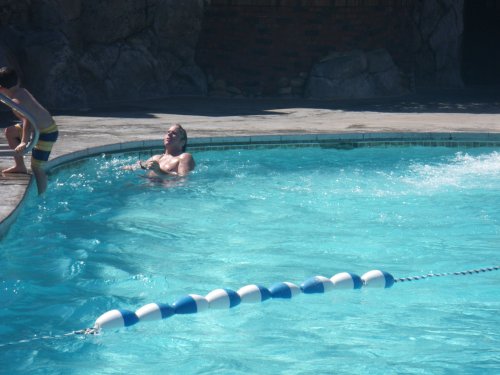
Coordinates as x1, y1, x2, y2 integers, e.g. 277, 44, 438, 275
145, 160, 162, 173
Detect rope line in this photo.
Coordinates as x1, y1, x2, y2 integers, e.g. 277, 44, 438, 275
0, 331, 82, 348
394, 266, 499, 283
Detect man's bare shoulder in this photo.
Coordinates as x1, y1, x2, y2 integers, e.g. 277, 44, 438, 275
179, 152, 195, 173
149, 153, 163, 160
179, 152, 193, 160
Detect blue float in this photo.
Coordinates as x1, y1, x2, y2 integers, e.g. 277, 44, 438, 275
300, 275, 334, 294
269, 282, 301, 299
172, 294, 209, 314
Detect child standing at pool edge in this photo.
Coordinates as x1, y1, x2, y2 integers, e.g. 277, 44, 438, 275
0, 66, 58, 195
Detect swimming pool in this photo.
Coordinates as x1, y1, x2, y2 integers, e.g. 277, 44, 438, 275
1, 142, 499, 374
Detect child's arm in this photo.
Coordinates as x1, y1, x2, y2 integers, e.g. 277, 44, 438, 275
10, 98, 32, 153
14, 112, 32, 153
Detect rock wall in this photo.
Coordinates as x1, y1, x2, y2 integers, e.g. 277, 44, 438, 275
0, 0, 465, 109
197, 0, 417, 98
0, 0, 206, 109
305, 49, 409, 99
198, 0, 466, 98
412, 0, 464, 88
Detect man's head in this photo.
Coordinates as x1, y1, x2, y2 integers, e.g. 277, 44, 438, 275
0, 67, 19, 89
164, 124, 188, 153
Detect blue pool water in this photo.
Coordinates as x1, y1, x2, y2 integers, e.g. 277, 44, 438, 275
1, 145, 499, 374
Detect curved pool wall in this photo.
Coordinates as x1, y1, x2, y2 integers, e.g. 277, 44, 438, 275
1, 131, 500, 239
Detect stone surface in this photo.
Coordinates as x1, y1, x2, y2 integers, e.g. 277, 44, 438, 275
305, 49, 408, 99
0, 0, 206, 109
413, 0, 464, 87
0, 1, 477, 103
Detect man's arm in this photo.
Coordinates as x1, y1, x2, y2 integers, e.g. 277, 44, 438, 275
122, 155, 160, 171
177, 153, 195, 176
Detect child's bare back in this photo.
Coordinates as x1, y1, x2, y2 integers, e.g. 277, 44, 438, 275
10, 87, 54, 131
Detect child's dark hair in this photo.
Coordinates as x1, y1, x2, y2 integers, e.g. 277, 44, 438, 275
0, 67, 19, 89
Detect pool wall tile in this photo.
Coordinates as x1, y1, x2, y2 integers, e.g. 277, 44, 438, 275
362, 132, 404, 141
140, 140, 156, 147
91, 143, 122, 155
423, 133, 444, 140
280, 134, 317, 143
128, 140, 154, 150
489, 133, 500, 141
317, 133, 364, 141
250, 135, 282, 144
189, 137, 212, 145
215, 136, 252, 145
450, 133, 490, 141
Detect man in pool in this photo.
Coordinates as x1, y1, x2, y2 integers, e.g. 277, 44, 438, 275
125, 124, 195, 176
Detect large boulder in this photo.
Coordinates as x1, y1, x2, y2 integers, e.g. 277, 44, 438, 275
305, 49, 408, 99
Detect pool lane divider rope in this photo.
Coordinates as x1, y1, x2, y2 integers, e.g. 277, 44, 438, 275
78, 266, 499, 335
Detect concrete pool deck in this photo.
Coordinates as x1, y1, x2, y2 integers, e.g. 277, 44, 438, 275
1, 88, 500, 236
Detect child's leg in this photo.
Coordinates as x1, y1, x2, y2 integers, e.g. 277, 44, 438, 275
2, 124, 27, 173
29, 122, 58, 194
31, 164, 47, 195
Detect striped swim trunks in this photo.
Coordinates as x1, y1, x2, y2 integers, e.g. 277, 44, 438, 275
15, 122, 59, 167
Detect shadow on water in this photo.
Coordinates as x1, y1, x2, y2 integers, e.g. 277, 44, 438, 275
1, 87, 499, 125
